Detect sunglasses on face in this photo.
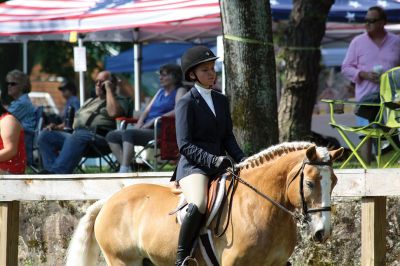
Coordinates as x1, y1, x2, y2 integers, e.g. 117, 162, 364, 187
95, 79, 106, 84
6, 82, 18, 86
365, 18, 382, 24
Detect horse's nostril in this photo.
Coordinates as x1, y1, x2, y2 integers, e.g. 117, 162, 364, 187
314, 230, 324, 242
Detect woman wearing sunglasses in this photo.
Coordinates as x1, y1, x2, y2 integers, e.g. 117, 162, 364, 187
5, 69, 36, 165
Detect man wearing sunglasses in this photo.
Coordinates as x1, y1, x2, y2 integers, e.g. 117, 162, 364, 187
37, 71, 130, 174
341, 6, 400, 163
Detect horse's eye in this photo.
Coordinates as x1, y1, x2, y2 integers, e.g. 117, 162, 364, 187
306, 181, 314, 189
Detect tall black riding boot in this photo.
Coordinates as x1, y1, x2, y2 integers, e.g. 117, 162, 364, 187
175, 203, 204, 266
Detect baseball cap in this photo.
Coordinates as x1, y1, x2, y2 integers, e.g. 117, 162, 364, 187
58, 80, 77, 94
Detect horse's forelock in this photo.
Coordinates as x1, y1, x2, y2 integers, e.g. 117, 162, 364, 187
236, 141, 315, 169
316, 146, 330, 162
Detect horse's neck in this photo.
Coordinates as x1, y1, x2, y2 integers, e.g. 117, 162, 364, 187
235, 153, 300, 218
227, 156, 298, 255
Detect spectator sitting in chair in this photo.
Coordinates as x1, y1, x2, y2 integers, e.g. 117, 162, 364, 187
5, 69, 36, 165
37, 71, 129, 174
0, 101, 26, 174
106, 64, 186, 173
58, 79, 80, 123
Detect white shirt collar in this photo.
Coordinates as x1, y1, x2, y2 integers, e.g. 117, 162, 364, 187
195, 83, 212, 95
194, 83, 215, 116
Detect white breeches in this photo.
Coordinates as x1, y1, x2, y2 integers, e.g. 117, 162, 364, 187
179, 174, 208, 214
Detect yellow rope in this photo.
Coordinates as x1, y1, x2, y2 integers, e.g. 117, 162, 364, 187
224, 34, 320, 51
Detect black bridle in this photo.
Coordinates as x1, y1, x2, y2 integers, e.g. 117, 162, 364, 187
215, 158, 333, 237
286, 159, 333, 221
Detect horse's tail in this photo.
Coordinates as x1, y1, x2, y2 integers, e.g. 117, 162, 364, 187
66, 198, 107, 266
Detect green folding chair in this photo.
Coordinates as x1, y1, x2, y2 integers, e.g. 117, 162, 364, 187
322, 66, 400, 169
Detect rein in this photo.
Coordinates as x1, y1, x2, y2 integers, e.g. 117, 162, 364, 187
214, 158, 333, 236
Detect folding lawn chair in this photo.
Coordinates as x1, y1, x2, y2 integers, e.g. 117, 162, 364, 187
75, 127, 118, 173
25, 106, 44, 173
322, 66, 400, 169
118, 115, 179, 171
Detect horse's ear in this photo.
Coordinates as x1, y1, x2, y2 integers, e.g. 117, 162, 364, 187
329, 147, 344, 162
305, 145, 318, 161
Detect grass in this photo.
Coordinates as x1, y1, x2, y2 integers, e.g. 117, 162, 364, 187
26, 151, 400, 175
71, 162, 176, 174
333, 149, 400, 169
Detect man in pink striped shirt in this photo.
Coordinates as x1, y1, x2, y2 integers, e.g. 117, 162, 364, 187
342, 6, 400, 105
341, 6, 400, 162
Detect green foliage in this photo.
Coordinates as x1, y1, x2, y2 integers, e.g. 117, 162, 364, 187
29, 42, 75, 79
0, 40, 133, 105
29, 41, 132, 81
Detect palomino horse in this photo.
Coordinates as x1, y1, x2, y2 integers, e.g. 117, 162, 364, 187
66, 142, 343, 266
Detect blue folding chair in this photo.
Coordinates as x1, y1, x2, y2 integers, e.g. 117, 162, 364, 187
25, 106, 44, 172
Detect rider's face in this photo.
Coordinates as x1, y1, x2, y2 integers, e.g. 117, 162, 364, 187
191, 61, 216, 88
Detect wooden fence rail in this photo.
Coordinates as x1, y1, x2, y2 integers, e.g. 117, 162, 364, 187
1, 169, 399, 265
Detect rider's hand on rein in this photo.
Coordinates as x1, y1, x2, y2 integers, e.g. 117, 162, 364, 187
214, 156, 232, 171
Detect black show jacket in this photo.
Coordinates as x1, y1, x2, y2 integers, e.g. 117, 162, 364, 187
175, 87, 244, 181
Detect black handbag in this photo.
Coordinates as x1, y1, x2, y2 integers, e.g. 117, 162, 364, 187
354, 91, 380, 122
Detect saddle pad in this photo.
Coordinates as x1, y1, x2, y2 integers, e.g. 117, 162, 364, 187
199, 229, 220, 266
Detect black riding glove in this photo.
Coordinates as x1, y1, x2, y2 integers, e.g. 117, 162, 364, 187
240, 157, 248, 163
214, 156, 231, 171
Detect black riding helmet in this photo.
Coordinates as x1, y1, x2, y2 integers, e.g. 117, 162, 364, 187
181, 45, 219, 81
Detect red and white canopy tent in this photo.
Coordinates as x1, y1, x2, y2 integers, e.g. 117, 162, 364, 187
0, 0, 222, 109
0, 0, 221, 42
1, 0, 399, 41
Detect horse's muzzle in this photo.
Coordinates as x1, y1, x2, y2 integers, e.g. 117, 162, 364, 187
313, 229, 328, 243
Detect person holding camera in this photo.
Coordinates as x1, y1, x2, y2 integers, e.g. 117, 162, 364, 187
173, 46, 246, 266
37, 71, 129, 174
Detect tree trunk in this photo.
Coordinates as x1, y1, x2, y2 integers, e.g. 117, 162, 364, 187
278, 0, 334, 142
220, 0, 278, 155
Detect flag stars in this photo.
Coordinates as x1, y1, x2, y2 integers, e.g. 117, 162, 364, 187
346, 12, 356, 22
377, 0, 388, 8
349, 1, 361, 8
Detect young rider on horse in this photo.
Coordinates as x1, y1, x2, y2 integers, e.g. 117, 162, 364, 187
174, 45, 246, 265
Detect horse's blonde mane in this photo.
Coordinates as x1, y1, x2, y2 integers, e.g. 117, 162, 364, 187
236, 141, 317, 170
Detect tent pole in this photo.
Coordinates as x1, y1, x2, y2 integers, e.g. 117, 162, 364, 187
133, 43, 141, 112
221, 62, 225, 95
22, 40, 28, 74
78, 37, 85, 106
217, 36, 225, 94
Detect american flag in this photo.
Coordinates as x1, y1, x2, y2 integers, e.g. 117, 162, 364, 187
0, 0, 221, 42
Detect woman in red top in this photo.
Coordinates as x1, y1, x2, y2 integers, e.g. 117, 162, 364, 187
0, 103, 26, 174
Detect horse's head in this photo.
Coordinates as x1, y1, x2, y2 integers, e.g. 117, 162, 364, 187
286, 145, 343, 243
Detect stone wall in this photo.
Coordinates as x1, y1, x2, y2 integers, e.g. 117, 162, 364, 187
18, 198, 400, 265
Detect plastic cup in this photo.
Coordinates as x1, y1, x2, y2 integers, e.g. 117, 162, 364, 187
373, 65, 383, 75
